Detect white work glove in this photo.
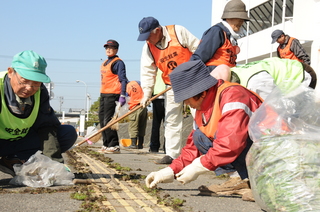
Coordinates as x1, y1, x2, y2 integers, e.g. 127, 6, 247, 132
176, 157, 210, 184
140, 88, 153, 108
145, 167, 174, 188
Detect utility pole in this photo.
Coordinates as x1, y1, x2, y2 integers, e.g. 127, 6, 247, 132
87, 93, 91, 121
59, 96, 64, 113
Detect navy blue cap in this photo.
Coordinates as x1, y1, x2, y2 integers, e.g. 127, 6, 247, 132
137, 17, 160, 41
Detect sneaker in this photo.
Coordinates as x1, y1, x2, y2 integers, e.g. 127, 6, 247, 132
154, 155, 173, 164
103, 146, 121, 154
98, 146, 107, 153
0, 156, 24, 177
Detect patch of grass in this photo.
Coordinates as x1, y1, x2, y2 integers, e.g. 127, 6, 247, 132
142, 185, 159, 196
109, 163, 132, 171
160, 194, 186, 211
71, 192, 88, 200
215, 173, 230, 179
70, 185, 109, 211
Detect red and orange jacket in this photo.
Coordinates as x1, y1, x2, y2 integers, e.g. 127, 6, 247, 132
169, 80, 263, 173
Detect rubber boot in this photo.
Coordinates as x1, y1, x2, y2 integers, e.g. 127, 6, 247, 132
138, 136, 144, 149
128, 138, 137, 149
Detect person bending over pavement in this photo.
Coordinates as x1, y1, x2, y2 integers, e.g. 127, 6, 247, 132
137, 16, 199, 164
145, 60, 263, 188
215, 57, 317, 100
0, 50, 77, 177
271, 29, 311, 65
126, 80, 148, 149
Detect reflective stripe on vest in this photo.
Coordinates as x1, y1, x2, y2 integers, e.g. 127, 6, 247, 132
195, 82, 262, 140
148, 25, 193, 85
205, 31, 238, 67
278, 37, 303, 63
100, 57, 122, 94
126, 81, 143, 110
0, 71, 40, 141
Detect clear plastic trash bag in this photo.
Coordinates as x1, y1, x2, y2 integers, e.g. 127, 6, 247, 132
247, 85, 320, 212
116, 97, 129, 117
10, 151, 74, 187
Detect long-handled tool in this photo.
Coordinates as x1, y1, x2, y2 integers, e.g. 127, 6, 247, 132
69, 86, 172, 149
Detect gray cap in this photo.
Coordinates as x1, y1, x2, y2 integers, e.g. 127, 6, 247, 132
221, 0, 250, 21
271, 29, 284, 44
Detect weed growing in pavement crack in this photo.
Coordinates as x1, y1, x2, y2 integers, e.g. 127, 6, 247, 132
141, 184, 186, 211
70, 184, 109, 211
71, 146, 187, 211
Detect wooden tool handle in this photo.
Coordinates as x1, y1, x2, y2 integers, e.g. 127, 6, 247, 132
73, 86, 172, 148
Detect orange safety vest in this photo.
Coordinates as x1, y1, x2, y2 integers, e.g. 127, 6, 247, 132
100, 57, 122, 94
195, 82, 262, 140
126, 81, 144, 110
278, 37, 303, 63
205, 31, 239, 67
148, 25, 193, 85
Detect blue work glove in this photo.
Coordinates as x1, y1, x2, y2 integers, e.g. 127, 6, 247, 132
119, 95, 126, 106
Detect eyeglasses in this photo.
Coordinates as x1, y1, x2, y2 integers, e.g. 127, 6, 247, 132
14, 72, 42, 89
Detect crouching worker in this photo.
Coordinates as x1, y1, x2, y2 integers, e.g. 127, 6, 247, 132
126, 80, 148, 149
0, 50, 77, 177
145, 60, 263, 189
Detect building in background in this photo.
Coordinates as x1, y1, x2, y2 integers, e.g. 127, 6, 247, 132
211, 0, 320, 86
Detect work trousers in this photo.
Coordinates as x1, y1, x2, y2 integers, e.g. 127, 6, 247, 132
128, 106, 148, 138
164, 87, 184, 159
0, 125, 77, 161
193, 128, 252, 179
149, 98, 165, 151
99, 94, 120, 147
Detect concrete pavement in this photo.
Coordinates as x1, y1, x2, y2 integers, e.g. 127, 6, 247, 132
0, 116, 263, 211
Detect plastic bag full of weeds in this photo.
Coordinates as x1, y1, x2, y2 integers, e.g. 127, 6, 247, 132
10, 151, 74, 187
246, 85, 320, 212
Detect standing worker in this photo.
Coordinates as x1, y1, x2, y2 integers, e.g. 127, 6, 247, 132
190, 0, 250, 71
0, 50, 77, 177
99, 39, 128, 154
145, 60, 263, 189
126, 81, 148, 149
271, 29, 311, 65
137, 16, 199, 164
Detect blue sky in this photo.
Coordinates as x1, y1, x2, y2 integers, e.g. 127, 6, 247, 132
0, 0, 212, 112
